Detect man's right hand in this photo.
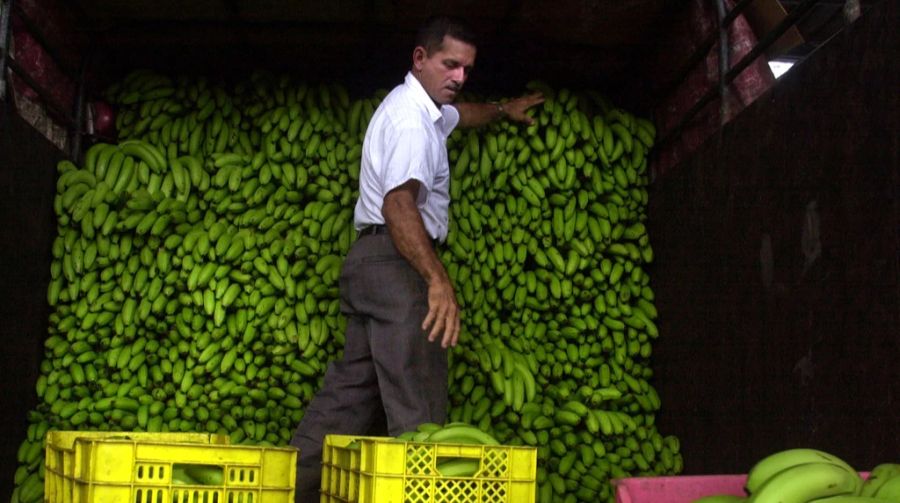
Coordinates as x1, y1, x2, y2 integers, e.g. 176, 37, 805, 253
422, 275, 460, 348
503, 92, 545, 125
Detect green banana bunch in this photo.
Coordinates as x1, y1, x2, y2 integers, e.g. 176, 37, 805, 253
473, 342, 537, 414
871, 477, 900, 500
860, 463, 900, 498
396, 421, 500, 446
686, 448, 900, 503
421, 423, 502, 446
747, 462, 862, 503
745, 448, 859, 495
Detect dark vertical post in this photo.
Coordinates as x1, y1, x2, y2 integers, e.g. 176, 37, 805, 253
0, 0, 14, 102
715, 0, 731, 123
70, 51, 89, 161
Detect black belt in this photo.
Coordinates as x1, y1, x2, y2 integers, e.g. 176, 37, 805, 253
357, 224, 439, 248
357, 224, 390, 237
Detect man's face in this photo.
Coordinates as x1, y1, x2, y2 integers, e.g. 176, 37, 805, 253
412, 35, 476, 105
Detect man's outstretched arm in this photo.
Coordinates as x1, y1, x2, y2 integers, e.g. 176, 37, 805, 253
455, 92, 544, 128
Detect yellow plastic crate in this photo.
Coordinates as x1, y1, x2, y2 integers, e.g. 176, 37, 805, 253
44, 430, 298, 503
320, 435, 537, 503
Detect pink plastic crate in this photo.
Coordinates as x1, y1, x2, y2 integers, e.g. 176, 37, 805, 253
614, 472, 870, 503
614, 475, 748, 503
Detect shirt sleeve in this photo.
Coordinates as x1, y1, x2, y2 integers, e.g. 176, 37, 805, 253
444, 104, 460, 132
380, 126, 435, 207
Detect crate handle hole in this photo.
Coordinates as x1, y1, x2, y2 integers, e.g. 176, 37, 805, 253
173, 464, 224, 486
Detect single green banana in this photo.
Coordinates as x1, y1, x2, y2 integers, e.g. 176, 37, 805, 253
171, 465, 198, 485
182, 464, 224, 485
415, 422, 443, 434
425, 424, 499, 445
436, 458, 480, 477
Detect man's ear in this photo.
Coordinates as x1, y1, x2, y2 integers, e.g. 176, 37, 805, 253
412, 46, 427, 71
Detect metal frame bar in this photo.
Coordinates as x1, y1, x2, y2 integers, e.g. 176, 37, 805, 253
0, 0, 13, 101
801, 3, 847, 47
1, 0, 90, 155
11, 1, 78, 77
70, 50, 89, 160
715, 0, 731, 124
5, 56, 77, 128
653, 0, 757, 108
655, 0, 821, 150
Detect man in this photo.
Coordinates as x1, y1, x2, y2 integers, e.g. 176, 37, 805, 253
290, 16, 543, 501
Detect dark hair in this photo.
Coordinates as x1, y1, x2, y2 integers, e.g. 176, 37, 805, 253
415, 16, 477, 55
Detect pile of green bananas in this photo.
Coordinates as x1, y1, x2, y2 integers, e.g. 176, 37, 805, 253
443, 84, 679, 502
692, 448, 900, 502
10, 69, 680, 503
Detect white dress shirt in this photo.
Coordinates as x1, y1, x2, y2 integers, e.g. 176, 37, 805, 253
353, 72, 460, 242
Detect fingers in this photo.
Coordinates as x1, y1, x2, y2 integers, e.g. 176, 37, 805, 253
524, 92, 545, 106
422, 308, 437, 340
516, 92, 544, 110
423, 283, 460, 348
424, 304, 444, 343
425, 300, 459, 348
440, 306, 460, 348
426, 306, 455, 348
508, 92, 545, 125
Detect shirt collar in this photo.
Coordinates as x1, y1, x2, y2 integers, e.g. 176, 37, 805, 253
405, 71, 445, 124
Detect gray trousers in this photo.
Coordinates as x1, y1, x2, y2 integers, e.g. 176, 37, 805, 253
290, 233, 449, 502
